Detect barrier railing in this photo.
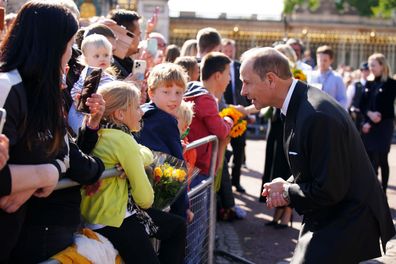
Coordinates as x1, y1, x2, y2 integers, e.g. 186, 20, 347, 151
39, 135, 218, 264
184, 135, 218, 264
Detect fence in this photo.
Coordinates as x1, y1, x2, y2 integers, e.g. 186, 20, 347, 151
39, 135, 219, 264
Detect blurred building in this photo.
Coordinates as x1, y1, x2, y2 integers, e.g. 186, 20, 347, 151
7, 0, 396, 70
170, 0, 396, 70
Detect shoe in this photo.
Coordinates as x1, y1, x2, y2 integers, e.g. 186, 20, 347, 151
265, 220, 278, 226
233, 184, 246, 193
275, 213, 293, 229
218, 208, 236, 222
234, 206, 246, 219
274, 223, 288, 229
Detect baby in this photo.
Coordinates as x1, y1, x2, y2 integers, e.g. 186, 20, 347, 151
68, 34, 115, 134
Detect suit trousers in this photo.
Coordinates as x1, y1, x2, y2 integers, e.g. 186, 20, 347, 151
230, 132, 246, 186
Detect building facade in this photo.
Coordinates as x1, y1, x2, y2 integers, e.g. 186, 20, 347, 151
6, 0, 396, 70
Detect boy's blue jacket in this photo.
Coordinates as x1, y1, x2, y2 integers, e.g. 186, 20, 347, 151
136, 102, 189, 217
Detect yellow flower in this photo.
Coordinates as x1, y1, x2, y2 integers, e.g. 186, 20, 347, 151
174, 169, 187, 182
292, 68, 307, 81
164, 167, 173, 177
219, 107, 243, 124
154, 167, 163, 177
219, 107, 248, 138
230, 120, 247, 138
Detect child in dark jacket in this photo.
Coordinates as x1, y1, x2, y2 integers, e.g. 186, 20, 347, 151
136, 63, 193, 221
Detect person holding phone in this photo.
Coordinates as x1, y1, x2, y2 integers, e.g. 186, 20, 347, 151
69, 34, 115, 133
0, 134, 8, 170
0, 1, 105, 262
108, 9, 142, 79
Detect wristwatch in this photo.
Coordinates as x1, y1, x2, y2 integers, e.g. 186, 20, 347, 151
282, 184, 290, 204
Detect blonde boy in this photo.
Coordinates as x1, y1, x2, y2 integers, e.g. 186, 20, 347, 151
136, 63, 191, 219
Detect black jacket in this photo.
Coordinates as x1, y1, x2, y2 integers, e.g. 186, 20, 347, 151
223, 61, 250, 106
359, 77, 396, 122
284, 81, 395, 263
0, 70, 104, 261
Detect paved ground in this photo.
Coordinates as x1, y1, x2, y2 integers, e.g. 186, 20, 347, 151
215, 140, 396, 264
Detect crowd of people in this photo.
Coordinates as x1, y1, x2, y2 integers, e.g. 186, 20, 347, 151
0, 0, 394, 263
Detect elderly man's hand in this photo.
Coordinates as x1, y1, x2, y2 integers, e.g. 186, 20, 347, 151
262, 178, 289, 208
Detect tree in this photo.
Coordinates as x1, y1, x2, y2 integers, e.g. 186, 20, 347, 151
283, 0, 396, 18
283, 0, 320, 14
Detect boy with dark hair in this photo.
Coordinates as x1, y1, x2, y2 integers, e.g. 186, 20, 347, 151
310, 45, 347, 109
184, 52, 234, 186
196, 27, 222, 59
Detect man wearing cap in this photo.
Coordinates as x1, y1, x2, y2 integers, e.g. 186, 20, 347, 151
347, 62, 370, 129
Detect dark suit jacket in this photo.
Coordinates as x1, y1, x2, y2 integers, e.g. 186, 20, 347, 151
284, 81, 395, 263
224, 61, 249, 106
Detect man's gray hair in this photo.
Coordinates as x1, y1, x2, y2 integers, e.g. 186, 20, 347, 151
241, 47, 292, 80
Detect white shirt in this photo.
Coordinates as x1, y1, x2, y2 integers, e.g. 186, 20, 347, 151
281, 79, 298, 117
229, 61, 237, 104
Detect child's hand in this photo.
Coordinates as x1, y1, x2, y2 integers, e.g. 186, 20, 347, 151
186, 209, 194, 223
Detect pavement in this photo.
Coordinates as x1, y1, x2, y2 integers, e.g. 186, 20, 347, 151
215, 140, 396, 264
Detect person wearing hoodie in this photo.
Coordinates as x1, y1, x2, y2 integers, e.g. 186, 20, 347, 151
184, 52, 234, 187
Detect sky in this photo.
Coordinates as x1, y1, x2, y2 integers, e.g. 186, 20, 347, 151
167, 0, 284, 20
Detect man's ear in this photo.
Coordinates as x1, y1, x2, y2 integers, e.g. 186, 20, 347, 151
267, 72, 276, 86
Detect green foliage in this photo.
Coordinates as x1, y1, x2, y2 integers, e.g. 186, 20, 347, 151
372, 0, 396, 18
284, 0, 396, 17
283, 0, 320, 14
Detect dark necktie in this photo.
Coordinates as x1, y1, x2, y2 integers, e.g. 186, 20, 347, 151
280, 113, 286, 122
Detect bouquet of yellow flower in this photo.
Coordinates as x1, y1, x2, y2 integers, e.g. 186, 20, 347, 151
219, 107, 247, 138
292, 68, 307, 81
149, 152, 199, 210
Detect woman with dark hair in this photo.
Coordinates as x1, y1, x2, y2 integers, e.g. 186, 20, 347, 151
0, 1, 105, 262
360, 53, 396, 195
164, 44, 181, 63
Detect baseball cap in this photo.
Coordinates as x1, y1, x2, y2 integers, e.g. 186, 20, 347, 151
360, 62, 369, 70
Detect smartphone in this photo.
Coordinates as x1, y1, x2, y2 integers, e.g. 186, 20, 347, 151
146, 38, 158, 57
0, 108, 6, 134
0, 8, 4, 31
107, 24, 135, 59
77, 67, 102, 114
132, 60, 147, 81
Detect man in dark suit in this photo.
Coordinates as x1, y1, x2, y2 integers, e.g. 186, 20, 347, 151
240, 47, 395, 263
221, 38, 251, 192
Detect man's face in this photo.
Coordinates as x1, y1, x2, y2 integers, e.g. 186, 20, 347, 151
126, 20, 141, 56
221, 44, 235, 60
290, 43, 302, 59
317, 53, 333, 72
240, 60, 273, 109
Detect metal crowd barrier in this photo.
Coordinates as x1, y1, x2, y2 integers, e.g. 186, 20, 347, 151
185, 135, 218, 264
39, 135, 219, 264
